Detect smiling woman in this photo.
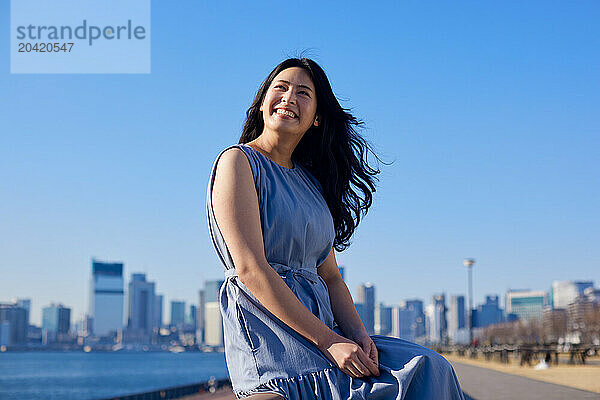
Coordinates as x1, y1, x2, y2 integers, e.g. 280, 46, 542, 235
206, 58, 466, 399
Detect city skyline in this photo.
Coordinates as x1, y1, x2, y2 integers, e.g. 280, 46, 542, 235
4, 257, 595, 328
2, 2, 598, 329
4, 274, 596, 350
3, 253, 597, 350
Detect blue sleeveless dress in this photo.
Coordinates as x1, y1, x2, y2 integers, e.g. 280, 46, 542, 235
207, 144, 465, 399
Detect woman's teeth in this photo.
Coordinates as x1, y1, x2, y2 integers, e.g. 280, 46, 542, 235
276, 109, 296, 118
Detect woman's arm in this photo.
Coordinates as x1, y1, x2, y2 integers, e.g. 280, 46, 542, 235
317, 248, 380, 369
211, 148, 378, 378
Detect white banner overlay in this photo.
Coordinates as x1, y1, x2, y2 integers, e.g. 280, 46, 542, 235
11, 0, 151, 74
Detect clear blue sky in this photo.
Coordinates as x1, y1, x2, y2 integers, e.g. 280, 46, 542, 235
1, 1, 598, 326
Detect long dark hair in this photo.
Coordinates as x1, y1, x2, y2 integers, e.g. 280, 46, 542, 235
239, 58, 383, 252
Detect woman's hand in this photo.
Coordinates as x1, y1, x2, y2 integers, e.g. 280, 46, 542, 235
319, 332, 380, 378
351, 330, 379, 371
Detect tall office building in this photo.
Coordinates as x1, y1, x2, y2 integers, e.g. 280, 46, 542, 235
15, 299, 31, 327
551, 281, 594, 309
170, 301, 186, 327
42, 304, 71, 343
391, 299, 425, 342
204, 280, 224, 303
127, 273, 156, 336
392, 305, 415, 341
204, 303, 222, 346
203, 280, 224, 347
153, 294, 163, 330
374, 302, 392, 336
0, 303, 28, 345
188, 305, 198, 331
42, 304, 71, 334
427, 294, 447, 344
356, 283, 375, 335
89, 259, 124, 337
0, 321, 10, 346
406, 299, 426, 338
424, 304, 434, 342
196, 289, 205, 345
472, 295, 503, 328
447, 295, 466, 343
505, 290, 546, 321
354, 302, 365, 325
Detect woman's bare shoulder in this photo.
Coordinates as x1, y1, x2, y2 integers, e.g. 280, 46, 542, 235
214, 146, 253, 179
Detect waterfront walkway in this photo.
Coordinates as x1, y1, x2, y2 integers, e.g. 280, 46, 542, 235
451, 361, 599, 400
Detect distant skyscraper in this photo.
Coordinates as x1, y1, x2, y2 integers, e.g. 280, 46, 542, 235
392, 305, 415, 341
551, 281, 594, 309
203, 280, 224, 347
204, 280, 224, 303
505, 289, 546, 321
354, 302, 365, 325
196, 289, 205, 345
204, 302, 222, 346
0, 321, 10, 346
357, 283, 375, 335
447, 295, 465, 343
188, 304, 197, 329
391, 305, 402, 339
472, 295, 503, 328
391, 299, 425, 342
42, 304, 71, 334
170, 301, 186, 327
153, 294, 163, 330
89, 259, 124, 337
374, 302, 392, 336
428, 294, 447, 344
15, 299, 31, 327
42, 303, 71, 343
406, 299, 425, 338
425, 303, 434, 342
0, 303, 27, 344
127, 273, 156, 336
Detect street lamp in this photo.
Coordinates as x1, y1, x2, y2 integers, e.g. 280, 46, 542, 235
463, 258, 476, 345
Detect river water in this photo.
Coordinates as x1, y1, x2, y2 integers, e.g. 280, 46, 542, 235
0, 351, 229, 400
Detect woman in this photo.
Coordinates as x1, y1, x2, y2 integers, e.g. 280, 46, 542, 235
207, 58, 465, 399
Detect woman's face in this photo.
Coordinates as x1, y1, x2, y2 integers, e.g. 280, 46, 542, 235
260, 67, 319, 137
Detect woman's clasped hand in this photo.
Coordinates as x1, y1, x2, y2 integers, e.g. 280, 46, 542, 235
319, 332, 380, 379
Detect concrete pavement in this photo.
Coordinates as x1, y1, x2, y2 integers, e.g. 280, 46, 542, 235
451, 361, 599, 400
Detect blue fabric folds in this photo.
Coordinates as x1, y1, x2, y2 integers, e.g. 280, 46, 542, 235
207, 144, 465, 399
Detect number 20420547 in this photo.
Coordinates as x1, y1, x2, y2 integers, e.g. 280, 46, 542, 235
18, 42, 74, 52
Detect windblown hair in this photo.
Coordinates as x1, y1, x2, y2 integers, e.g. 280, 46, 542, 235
239, 58, 383, 251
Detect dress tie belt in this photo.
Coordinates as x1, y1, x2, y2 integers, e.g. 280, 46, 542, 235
224, 262, 320, 284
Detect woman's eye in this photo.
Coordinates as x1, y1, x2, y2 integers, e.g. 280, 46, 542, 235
299, 90, 310, 97
274, 84, 286, 90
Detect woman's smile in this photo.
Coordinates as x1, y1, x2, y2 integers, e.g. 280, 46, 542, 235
273, 108, 298, 119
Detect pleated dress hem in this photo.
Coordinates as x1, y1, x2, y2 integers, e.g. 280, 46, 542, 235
233, 366, 338, 399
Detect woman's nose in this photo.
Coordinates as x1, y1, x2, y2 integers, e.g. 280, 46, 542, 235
281, 89, 296, 104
